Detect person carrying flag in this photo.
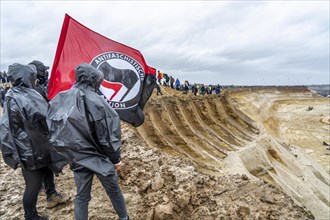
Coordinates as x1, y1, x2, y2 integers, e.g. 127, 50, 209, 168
47, 63, 129, 220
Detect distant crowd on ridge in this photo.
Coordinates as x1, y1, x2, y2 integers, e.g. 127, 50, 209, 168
155, 70, 223, 96
1, 69, 226, 109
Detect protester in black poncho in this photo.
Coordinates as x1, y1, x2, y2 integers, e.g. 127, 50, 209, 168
47, 63, 129, 220
29, 60, 49, 100
0, 63, 66, 220
28, 60, 69, 209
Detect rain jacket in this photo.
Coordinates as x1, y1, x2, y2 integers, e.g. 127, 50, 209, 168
29, 60, 49, 100
47, 64, 121, 176
0, 64, 65, 172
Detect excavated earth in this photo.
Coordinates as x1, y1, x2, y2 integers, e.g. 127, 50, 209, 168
0, 86, 329, 220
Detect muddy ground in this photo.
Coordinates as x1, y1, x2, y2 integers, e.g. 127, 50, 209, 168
0, 86, 329, 219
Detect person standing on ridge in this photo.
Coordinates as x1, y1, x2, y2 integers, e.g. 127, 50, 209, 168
200, 84, 206, 95
175, 78, 180, 90
155, 82, 163, 95
47, 63, 129, 220
170, 76, 175, 89
29, 60, 68, 208
157, 70, 163, 84
29, 60, 49, 100
0, 63, 65, 220
163, 73, 170, 86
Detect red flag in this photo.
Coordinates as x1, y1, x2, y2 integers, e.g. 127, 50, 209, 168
48, 14, 156, 126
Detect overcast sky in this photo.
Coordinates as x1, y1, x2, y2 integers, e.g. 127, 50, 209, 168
1, 1, 329, 85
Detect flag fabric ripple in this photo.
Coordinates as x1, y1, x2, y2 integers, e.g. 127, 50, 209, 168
48, 14, 156, 127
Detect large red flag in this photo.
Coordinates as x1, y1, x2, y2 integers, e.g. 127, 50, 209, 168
48, 14, 156, 127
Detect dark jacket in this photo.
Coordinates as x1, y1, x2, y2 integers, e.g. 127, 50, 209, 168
34, 82, 48, 100
29, 60, 49, 100
0, 64, 65, 172
47, 64, 121, 176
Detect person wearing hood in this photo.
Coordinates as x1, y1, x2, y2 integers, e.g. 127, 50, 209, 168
0, 63, 66, 220
47, 63, 129, 220
28, 60, 49, 100
28, 60, 68, 209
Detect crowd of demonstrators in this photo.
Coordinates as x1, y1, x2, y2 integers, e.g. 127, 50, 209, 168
156, 70, 223, 96
0, 62, 129, 220
196, 84, 223, 95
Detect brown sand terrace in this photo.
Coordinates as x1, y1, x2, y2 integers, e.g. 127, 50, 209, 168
0, 86, 329, 219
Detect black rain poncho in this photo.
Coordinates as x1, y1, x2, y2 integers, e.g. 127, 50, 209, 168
0, 64, 65, 172
47, 64, 121, 176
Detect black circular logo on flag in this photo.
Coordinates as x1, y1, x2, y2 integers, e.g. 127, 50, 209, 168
91, 52, 145, 109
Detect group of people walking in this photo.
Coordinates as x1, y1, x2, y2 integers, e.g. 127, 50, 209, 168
0, 61, 129, 220
156, 70, 223, 96
157, 71, 181, 90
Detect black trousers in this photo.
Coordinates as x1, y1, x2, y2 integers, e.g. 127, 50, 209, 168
43, 167, 56, 199
21, 167, 56, 220
73, 170, 128, 220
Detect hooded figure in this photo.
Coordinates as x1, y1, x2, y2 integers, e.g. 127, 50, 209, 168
28, 60, 69, 209
47, 63, 128, 220
47, 63, 121, 175
0, 63, 65, 220
29, 60, 49, 100
0, 63, 63, 171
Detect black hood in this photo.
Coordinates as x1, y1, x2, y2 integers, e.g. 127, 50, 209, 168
75, 63, 104, 91
29, 60, 49, 77
7, 63, 37, 88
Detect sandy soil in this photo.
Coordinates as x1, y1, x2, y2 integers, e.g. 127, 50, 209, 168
0, 86, 329, 219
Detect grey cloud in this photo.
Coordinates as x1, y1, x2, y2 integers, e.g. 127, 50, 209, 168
1, 1, 329, 85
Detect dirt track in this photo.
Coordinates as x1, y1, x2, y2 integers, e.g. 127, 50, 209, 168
0, 86, 329, 219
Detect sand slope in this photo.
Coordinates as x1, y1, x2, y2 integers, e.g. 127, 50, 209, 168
137, 86, 330, 219
0, 86, 329, 219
